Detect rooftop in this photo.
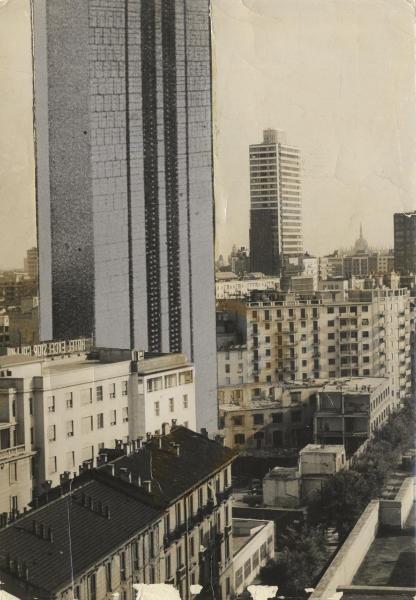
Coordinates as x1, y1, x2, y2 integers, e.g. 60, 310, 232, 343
232, 518, 271, 556
321, 377, 389, 395
299, 444, 345, 455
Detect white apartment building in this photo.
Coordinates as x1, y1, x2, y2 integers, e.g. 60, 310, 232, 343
0, 347, 196, 497
216, 274, 280, 300
217, 345, 249, 386
219, 287, 412, 407
131, 353, 196, 438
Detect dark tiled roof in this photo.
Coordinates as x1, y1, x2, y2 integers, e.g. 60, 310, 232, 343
112, 426, 237, 505
0, 479, 162, 594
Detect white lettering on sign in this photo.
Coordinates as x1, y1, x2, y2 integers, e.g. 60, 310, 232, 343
6, 338, 91, 358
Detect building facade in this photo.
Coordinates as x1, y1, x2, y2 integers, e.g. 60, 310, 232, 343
249, 129, 303, 275
215, 274, 280, 300
219, 287, 412, 406
394, 211, 416, 275
0, 427, 237, 600
217, 346, 249, 387
33, 0, 217, 432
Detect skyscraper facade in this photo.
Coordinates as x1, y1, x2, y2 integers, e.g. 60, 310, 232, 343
32, 0, 217, 431
249, 129, 303, 275
394, 211, 416, 275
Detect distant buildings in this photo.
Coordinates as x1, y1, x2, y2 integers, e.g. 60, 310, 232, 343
33, 0, 217, 432
215, 272, 280, 300
249, 129, 303, 275
23, 247, 38, 280
394, 211, 416, 275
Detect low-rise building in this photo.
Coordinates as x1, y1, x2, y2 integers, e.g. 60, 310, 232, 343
0, 426, 237, 600
314, 376, 392, 454
217, 345, 249, 387
218, 381, 320, 454
216, 273, 280, 300
232, 518, 275, 596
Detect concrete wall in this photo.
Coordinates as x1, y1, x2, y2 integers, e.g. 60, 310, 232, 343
310, 500, 380, 600
232, 519, 275, 596
380, 476, 415, 529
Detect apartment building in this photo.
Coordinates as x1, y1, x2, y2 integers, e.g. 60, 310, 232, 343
219, 287, 412, 407
0, 347, 197, 499
215, 273, 280, 300
132, 354, 196, 438
314, 376, 393, 454
0, 386, 36, 520
217, 346, 249, 387
394, 211, 416, 274
218, 381, 319, 453
0, 427, 237, 600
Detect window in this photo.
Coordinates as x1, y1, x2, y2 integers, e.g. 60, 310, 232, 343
147, 376, 163, 392
109, 383, 116, 399
65, 392, 73, 409
66, 420, 74, 437
66, 451, 75, 469
244, 559, 251, 579
122, 381, 128, 396
122, 407, 128, 423
183, 394, 188, 409
328, 346, 336, 353
252, 550, 260, 569
132, 542, 140, 571
81, 388, 92, 405
225, 364, 230, 373
48, 456, 57, 474
154, 402, 160, 417
253, 413, 264, 425
110, 410, 117, 426
82, 446, 93, 462
120, 551, 126, 581
232, 415, 244, 426
96, 386, 103, 401
9, 462, 17, 484
48, 424, 56, 442
165, 374, 177, 388
328, 320, 335, 327
235, 567, 243, 589
82, 416, 93, 434
290, 392, 301, 404
179, 370, 193, 384
106, 562, 112, 592
272, 413, 282, 423
29, 397, 33, 415
169, 398, 174, 412
166, 552, 171, 578
47, 396, 55, 413
30, 427, 34, 444
291, 410, 302, 423
328, 333, 335, 340
87, 573, 96, 600
97, 413, 104, 429
327, 307, 334, 314
234, 434, 245, 444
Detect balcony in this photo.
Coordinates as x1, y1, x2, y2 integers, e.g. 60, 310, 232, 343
0, 444, 29, 462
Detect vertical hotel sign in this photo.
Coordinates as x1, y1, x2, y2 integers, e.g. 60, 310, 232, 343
5, 338, 93, 358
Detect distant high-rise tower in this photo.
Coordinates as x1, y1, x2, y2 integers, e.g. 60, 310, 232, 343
249, 129, 303, 275
32, 0, 217, 431
394, 212, 416, 275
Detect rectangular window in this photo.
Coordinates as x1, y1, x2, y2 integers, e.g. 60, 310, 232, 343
244, 559, 251, 579
147, 377, 163, 392
65, 392, 73, 409
29, 397, 33, 415
169, 398, 174, 412
97, 413, 104, 429
253, 413, 264, 425
81, 388, 92, 406
122, 381, 128, 396
132, 542, 139, 571
81, 416, 93, 434
109, 383, 116, 399
66, 420, 74, 437
66, 451, 75, 469
120, 551, 126, 581
9, 462, 17, 484
96, 386, 103, 402
179, 370, 193, 384
82, 446, 93, 462
165, 374, 177, 388
48, 456, 57, 474
47, 396, 55, 413
122, 407, 128, 423
110, 410, 117, 426
105, 562, 112, 592
48, 424, 56, 442
87, 573, 96, 600
183, 394, 188, 409
154, 402, 160, 417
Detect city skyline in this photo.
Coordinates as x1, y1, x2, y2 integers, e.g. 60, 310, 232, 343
212, 0, 416, 260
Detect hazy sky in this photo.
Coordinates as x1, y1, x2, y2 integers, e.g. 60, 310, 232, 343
0, 0, 36, 270
212, 0, 416, 259
0, 0, 415, 269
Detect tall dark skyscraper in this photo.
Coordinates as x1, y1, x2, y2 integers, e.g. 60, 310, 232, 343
249, 129, 303, 275
32, 0, 217, 431
394, 211, 416, 275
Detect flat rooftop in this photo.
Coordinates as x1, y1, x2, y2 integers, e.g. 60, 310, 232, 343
322, 377, 388, 394
232, 518, 270, 556
351, 503, 416, 589
300, 444, 345, 455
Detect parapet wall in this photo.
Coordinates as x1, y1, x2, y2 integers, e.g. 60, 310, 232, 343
380, 476, 414, 528
310, 500, 380, 600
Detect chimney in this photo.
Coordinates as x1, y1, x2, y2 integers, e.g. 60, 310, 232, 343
143, 480, 152, 493
215, 434, 224, 446
161, 422, 171, 436
171, 419, 177, 428
200, 428, 208, 438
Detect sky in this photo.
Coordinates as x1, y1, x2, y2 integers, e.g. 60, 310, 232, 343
212, 0, 416, 259
0, 0, 415, 269
0, 0, 36, 270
